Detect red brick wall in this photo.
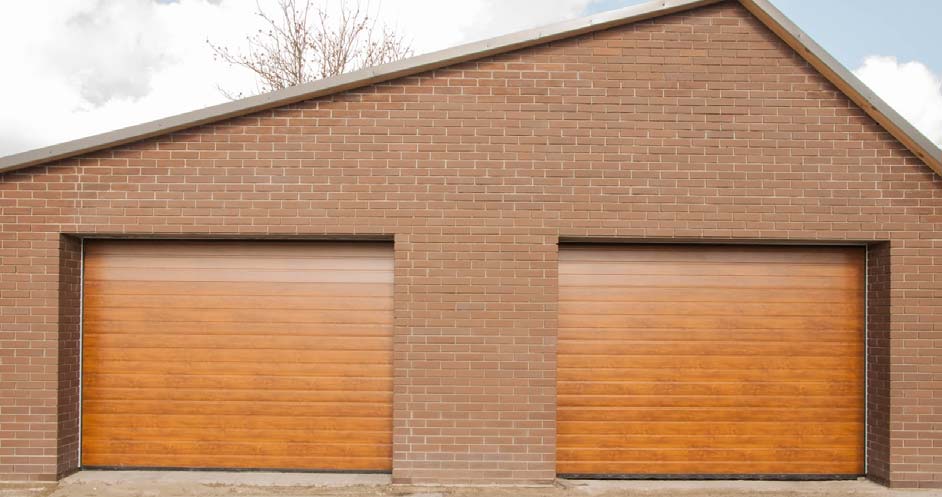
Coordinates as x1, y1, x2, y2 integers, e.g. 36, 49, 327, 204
0, 228, 61, 480
1, 0, 941, 487
56, 236, 81, 478
867, 242, 891, 485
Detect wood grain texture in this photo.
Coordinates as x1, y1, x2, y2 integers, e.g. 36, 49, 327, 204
557, 244, 865, 476
81, 240, 393, 471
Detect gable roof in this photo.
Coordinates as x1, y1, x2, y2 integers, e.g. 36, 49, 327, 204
1, 0, 939, 176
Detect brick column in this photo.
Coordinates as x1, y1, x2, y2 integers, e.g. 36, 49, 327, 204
866, 242, 891, 484
56, 235, 82, 478
391, 232, 557, 483
887, 240, 942, 487
0, 230, 62, 480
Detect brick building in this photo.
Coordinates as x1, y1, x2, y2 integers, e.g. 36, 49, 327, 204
1, 0, 941, 489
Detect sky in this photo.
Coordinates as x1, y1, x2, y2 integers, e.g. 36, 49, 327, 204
0, 0, 940, 158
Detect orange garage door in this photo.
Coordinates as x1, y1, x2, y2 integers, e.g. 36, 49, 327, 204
82, 240, 393, 471
558, 244, 864, 477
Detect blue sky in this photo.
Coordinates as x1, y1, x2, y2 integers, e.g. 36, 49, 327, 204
585, 0, 942, 74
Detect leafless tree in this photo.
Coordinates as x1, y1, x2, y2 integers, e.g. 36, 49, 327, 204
208, 0, 412, 99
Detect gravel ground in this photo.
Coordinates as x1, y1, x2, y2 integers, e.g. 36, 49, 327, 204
4, 472, 940, 497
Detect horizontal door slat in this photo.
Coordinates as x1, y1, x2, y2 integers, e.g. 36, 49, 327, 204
558, 409, 862, 423
84, 280, 393, 298
81, 454, 389, 471
558, 380, 861, 397
83, 413, 390, 432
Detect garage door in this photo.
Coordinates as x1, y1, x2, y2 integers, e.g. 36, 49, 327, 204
82, 240, 393, 471
558, 244, 864, 477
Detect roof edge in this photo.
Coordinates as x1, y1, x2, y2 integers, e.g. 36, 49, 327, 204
0, 0, 718, 174
1, 0, 939, 176
739, 0, 942, 175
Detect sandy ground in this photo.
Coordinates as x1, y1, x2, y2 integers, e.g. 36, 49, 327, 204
4, 471, 940, 497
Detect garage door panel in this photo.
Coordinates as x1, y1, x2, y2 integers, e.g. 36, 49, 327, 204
557, 433, 862, 449
83, 373, 393, 391
85, 280, 394, 298
85, 240, 384, 257
559, 366, 862, 382
84, 307, 393, 325
563, 301, 863, 317
558, 380, 862, 397
84, 440, 389, 460
84, 413, 391, 432
83, 399, 390, 418
84, 254, 393, 271
560, 244, 863, 264
560, 273, 857, 289
559, 409, 863, 423
561, 358, 865, 372
84, 360, 392, 377
82, 454, 389, 472
558, 455, 865, 476
558, 244, 864, 476
559, 261, 859, 278
85, 387, 393, 404
559, 447, 859, 463
558, 342, 861, 358
558, 420, 864, 435
84, 333, 393, 351
84, 426, 391, 444
559, 328, 860, 343
559, 366, 863, 382
560, 287, 859, 303
561, 301, 861, 317
558, 395, 860, 409
87, 346, 392, 362
82, 240, 393, 471
557, 461, 862, 477
85, 294, 393, 311
86, 266, 393, 284
559, 340, 862, 358
84, 320, 390, 336
559, 314, 860, 330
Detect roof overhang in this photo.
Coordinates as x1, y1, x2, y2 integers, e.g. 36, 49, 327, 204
0, 0, 939, 176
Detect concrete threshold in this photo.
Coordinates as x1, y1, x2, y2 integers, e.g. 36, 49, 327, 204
562, 478, 937, 496
15, 471, 941, 497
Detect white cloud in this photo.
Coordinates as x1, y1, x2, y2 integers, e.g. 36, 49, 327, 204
52, 0, 169, 106
0, 0, 599, 157
378, 0, 592, 54
854, 56, 942, 148
0, 0, 260, 155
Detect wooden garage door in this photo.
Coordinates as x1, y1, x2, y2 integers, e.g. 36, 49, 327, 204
558, 244, 864, 477
82, 240, 393, 471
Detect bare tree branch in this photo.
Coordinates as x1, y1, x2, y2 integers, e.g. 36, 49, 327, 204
207, 0, 412, 99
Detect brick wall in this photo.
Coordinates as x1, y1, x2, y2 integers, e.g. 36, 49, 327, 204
1, 0, 941, 487
56, 236, 81, 478
867, 242, 891, 484
0, 225, 60, 480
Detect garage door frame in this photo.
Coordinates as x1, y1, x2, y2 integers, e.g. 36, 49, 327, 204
76, 235, 396, 473
555, 240, 870, 480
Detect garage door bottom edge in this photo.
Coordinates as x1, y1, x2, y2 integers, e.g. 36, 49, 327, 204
556, 473, 863, 481
81, 466, 392, 475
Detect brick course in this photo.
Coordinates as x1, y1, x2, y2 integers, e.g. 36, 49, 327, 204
1, 1, 941, 487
